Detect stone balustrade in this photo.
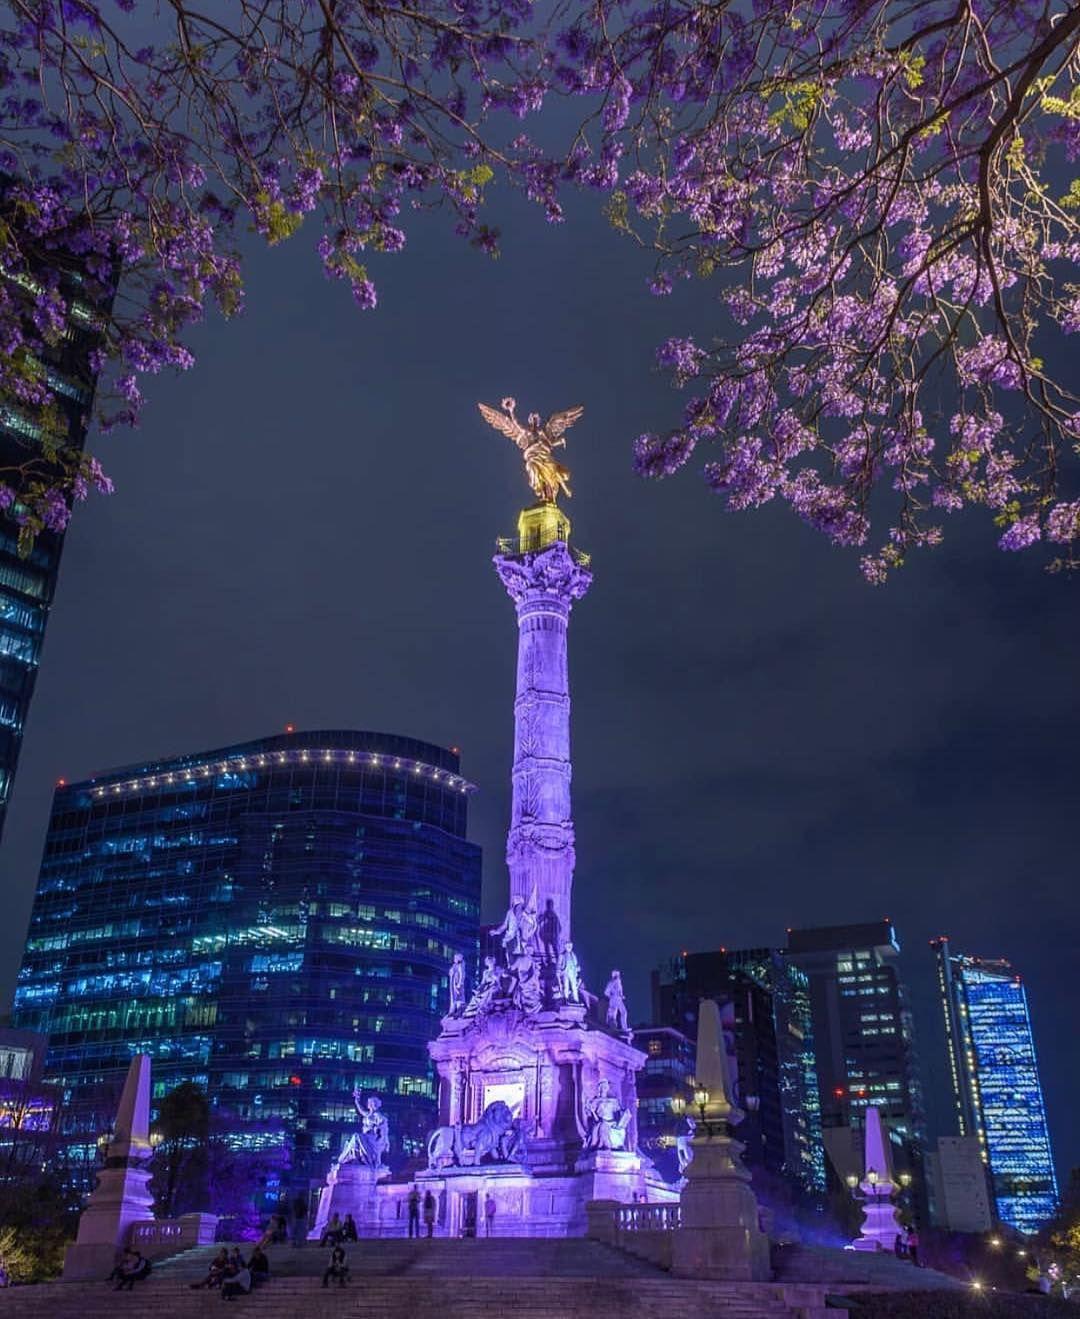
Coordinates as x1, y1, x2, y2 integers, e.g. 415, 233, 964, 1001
586, 1199, 681, 1270
128, 1213, 219, 1259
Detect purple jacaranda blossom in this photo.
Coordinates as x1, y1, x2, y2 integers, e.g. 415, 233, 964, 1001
603, 76, 633, 132
957, 339, 1024, 390
38, 489, 71, 532
1045, 502, 1080, 543
656, 336, 706, 382
1, 0, 1076, 574
999, 517, 1041, 551
351, 278, 377, 310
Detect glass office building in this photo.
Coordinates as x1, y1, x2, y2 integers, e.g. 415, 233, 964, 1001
0, 198, 111, 842
785, 923, 928, 1223
652, 947, 826, 1197
932, 938, 1058, 1234
786, 923, 926, 1140
632, 1025, 696, 1182
12, 730, 482, 1191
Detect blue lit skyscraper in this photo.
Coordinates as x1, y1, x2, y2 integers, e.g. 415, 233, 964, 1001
12, 730, 481, 1191
932, 938, 1058, 1235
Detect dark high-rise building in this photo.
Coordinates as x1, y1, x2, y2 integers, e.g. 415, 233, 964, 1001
632, 1024, 696, 1181
932, 938, 1058, 1235
0, 207, 111, 842
785, 922, 926, 1201
652, 948, 825, 1198
12, 730, 482, 1191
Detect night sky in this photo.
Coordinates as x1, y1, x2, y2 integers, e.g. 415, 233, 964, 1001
1, 179, 1076, 1180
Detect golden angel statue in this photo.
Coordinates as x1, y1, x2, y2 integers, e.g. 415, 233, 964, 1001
478, 397, 584, 503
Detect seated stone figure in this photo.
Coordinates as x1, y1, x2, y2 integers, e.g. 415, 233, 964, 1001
334, 1091, 390, 1172
583, 1078, 633, 1152
426, 1100, 515, 1169
499, 1115, 533, 1164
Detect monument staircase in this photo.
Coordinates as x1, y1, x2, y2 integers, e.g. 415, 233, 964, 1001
771, 1241, 967, 1292
0, 1238, 841, 1318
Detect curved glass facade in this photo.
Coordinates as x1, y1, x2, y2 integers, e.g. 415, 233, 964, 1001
12, 729, 481, 1190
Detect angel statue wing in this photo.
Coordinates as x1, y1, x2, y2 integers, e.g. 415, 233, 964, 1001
543, 406, 584, 443
478, 400, 528, 450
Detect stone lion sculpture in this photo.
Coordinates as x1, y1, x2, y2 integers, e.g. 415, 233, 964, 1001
426, 1100, 515, 1169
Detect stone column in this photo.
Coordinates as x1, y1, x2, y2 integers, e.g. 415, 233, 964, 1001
64, 1054, 155, 1281
495, 505, 592, 949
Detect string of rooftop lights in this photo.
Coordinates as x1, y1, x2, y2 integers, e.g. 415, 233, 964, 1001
85, 746, 476, 800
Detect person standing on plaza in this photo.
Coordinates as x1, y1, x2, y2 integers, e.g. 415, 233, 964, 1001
423, 1189, 437, 1238
484, 1193, 497, 1238
905, 1226, 921, 1267
407, 1186, 421, 1238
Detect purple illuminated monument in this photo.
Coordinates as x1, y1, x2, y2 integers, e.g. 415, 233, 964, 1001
316, 406, 677, 1236
416, 497, 676, 1235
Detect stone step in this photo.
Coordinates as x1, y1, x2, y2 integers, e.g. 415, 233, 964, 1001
0, 1238, 846, 1318
153, 1239, 668, 1280
0, 1276, 804, 1318
772, 1243, 965, 1292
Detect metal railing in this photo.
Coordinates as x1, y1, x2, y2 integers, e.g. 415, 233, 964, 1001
614, 1202, 681, 1234
130, 1222, 183, 1244
494, 537, 591, 569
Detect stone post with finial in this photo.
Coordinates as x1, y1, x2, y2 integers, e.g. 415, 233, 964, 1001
851, 1104, 904, 1251
63, 1054, 155, 1280
671, 999, 771, 1280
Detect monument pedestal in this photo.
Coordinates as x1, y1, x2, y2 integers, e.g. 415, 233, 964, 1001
672, 1142, 770, 1280
63, 1160, 155, 1281
403, 1002, 678, 1238
64, 1055, 155, 1281
852, 1189, 902, 1251
310, 1163, 388, 1240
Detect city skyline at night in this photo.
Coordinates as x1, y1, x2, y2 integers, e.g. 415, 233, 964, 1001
0, 189, 1075, 1201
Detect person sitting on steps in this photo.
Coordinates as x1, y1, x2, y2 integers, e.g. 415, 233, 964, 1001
107, 1248, 137, 1286
189, 1247, 229, 1289
322, 1244, 349, 1288
220, 1262, 252, 1302
248, 1244, 270, 1287
112, 1249, 151, 1291
116, 1249, 150, 1291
